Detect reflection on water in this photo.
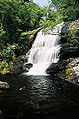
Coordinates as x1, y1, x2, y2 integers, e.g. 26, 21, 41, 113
0, 75, 79, 119
26, 76, 56, 97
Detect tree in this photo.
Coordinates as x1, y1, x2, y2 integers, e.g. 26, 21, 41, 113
51, 0, 79, 21
0, 0, 44, 45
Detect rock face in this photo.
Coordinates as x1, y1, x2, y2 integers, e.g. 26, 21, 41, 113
46, 60, 66, 77
60, 45, 79, 59
47, 57, 79, 84
63, 58, 79, 84
60, 20, 79, 59
48, 20, 79, 84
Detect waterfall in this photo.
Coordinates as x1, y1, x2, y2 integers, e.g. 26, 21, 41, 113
24, 22, 64, 75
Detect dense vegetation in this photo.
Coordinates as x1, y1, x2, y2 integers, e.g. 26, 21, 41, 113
0, 0, 79, 74
0, 0, 44, 45
41, 0, 79, 31
51, 0, 79, 21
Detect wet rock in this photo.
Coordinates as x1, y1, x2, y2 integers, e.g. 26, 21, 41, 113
10, 60, 23, 75
46, 61, 66, 76
61, 35, 67, 43
23, 63, 33, 72
60, 20, 79, 60
48, 21, 79, 84
46, 63, 59, 74
0, 81, 10, 89
60, 46, 79, 59
63, 57, 79, 83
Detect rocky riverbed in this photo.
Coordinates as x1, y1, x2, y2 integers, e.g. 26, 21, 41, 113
59, 20, 79, 84
65, 58, 79, 83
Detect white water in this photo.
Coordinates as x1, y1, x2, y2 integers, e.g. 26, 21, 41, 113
24, 22, 64, 75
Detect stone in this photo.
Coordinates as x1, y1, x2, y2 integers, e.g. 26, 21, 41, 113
46, 60, 66, 75
0, 81, 10, 89
60, 46, 79, 59
10, 60, 24, 75
23, 63, 33, 72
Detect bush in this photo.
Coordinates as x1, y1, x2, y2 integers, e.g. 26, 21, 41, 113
74, 30, 79, 37
0, 0, 43, 46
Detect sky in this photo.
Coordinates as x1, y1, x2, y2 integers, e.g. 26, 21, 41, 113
33, 0, 51, 7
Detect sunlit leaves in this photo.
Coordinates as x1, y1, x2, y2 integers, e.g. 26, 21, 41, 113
51, 0, 79, 21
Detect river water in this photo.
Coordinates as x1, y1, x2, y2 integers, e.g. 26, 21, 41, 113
0, 74, 79, 119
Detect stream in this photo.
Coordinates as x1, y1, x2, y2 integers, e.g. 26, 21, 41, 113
0, 74, 79, 119
0, 23, 79, 119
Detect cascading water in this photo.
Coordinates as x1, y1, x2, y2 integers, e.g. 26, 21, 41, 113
24, 22, 64, 75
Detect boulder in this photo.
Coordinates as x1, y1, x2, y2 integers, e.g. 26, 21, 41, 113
0, 81, 10, 89
23, 63, 33, 72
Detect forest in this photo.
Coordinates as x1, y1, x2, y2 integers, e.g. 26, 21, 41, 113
0, 0, 79, 74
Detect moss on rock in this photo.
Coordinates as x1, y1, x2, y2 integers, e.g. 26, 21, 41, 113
0, 81, 10, 89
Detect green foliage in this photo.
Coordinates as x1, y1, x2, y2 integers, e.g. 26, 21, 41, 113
51, 0, 79, 21
51, 0, 79, 6
0, 0, 44, 74
40, 5, 63, 29
0, 44, 16, 62
0, 26, 7, 43
75, 30, 79, 37
0, 43, 17, 73
66, 30, 79, 46
0, 61, 9, 69
0, 0, 43, 45
66, 30, 79, 38
60, 4, 79, 21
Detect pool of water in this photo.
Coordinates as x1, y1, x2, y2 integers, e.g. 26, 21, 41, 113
0, 74, 79, 119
